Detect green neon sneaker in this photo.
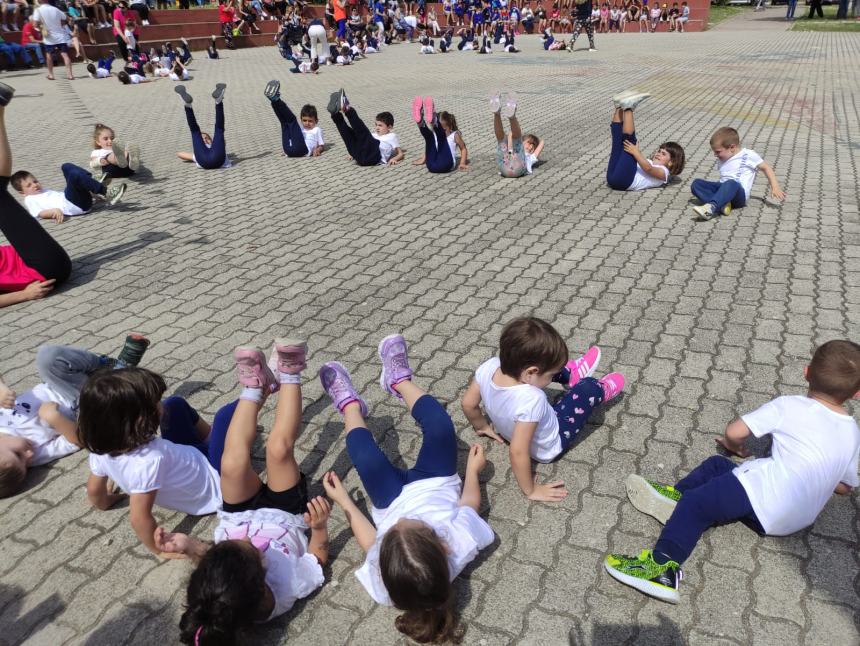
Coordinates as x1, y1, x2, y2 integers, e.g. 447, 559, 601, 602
604, 550, 682, 604
625, 474, 681, 525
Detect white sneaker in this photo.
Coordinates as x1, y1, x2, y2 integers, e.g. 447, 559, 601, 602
618, 92, 651, 110
0, 25, 10, 32
692, 204, 716, 220
142, 19, 150, 26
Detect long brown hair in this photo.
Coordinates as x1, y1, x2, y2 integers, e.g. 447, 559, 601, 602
380, 523, 464, 644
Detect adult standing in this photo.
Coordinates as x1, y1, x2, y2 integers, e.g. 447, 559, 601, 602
112, 0, 131, 61
806, 0, 823, 18
33, 0, 74, 81
333, 0, 347, 40
307, 17, 330, 64
785, 0, 797, 20
130, 0, 151, 25
0, 83, 71, 308
569, 0, 595, 51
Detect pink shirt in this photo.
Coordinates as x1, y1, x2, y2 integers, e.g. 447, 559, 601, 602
0, 246, 44, 293
112, 8, 127, 37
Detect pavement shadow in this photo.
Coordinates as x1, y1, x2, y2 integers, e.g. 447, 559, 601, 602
228, 151, 272, 166
64, 231, 173, 288
0, 583, 65, 645
172, 381, 215, 399
570, 613, 685, 646
81, 597, 179, 646
16, 462, 53, 496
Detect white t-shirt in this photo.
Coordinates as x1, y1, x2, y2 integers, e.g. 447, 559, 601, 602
214, 508, 325, 619
91, 149, 112, 162
193, 154, 233, 170
124, 28, 136, 51
735, 396, 860, 536
169, 69, 190, 81
0, 384, 79, 466
302, 125, 324, 155
355, 475, 494, 605
525, 152, 538, 174
88, 437, 222, 515
95, 68, 111, 78
627, 163, 669, 191
717, 147, 764, 200
372, 131, 400, 164
127, 73, 144, 84
34, 4, 71, 45
474, 357, 562, 463
24, 190, 87, 217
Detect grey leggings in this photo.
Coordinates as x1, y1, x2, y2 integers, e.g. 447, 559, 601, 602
36, 345, 110, 407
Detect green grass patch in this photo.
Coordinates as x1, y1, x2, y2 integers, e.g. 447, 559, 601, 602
707, 4, 753, 28
791, 3, 860, 30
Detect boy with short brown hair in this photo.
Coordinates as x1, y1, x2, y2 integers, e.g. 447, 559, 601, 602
691, 126, 785, 220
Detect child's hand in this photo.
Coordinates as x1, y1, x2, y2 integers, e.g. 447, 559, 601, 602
322, 471, 351, 506
715, 436, 750, 458
528, 477, 568, 502
388, 159, 400, 166
458, 164, 469, 172
304, 495, 332, 529
38, 401, 60, 425
0, 383, 15, 409
465, 444, 486, 474
622, 140, 640, 157
153, 526, 190, 555
770, 187, 785, 201
475, 423, 505, 444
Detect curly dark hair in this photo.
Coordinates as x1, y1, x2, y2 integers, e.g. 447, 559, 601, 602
77, 368, 167, 455
179, 542, 267, 646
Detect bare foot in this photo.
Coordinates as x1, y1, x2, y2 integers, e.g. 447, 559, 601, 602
46, 75, 55, 80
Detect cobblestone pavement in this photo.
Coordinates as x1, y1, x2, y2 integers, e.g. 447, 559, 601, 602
0, 24, 858, 646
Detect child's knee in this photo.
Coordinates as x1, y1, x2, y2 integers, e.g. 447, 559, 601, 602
265, 436, 295, 464
35, 345, 65, 380
161, 395, 193, 421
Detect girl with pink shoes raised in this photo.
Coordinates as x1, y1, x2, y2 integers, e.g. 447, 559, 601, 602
461, 317, 625, 502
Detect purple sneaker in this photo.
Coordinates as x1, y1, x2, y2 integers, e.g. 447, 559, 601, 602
269, 338, 308, 375
320, 361, 368, 415
378, 334, 413, 398
234, 347, 278, 392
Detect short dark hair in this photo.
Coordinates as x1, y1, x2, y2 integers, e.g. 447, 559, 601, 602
179, 541, 266, 645
375, 111, 394, 127
807, 340, 860, 403
78, 368, 167, 455
117, 70, 131, 84
10, 171, 35, 192
380, 523, 463, 644
661, 141, 685, 175
499, 317, 568, 377
300, 104, 318, 120
0, 457, 26, 499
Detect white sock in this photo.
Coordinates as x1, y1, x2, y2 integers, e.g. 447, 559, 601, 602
279, 372, 302, 385
240, 387, 263, 402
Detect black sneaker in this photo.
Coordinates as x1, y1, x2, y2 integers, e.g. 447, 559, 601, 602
264, 79, 280, 101
211, 82, 226, 103
0, 81, 14, 107
116, 333, 151, 368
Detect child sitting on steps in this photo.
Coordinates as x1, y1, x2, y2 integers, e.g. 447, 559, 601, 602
462, 317, 624, 502
605, 340, 860, 604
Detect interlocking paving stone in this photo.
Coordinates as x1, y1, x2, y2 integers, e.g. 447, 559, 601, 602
1, 14, 859, 645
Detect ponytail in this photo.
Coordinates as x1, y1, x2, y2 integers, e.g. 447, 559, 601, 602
178, 542, 267, 646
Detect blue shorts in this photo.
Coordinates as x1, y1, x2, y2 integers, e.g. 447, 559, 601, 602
44, 43, 69, 54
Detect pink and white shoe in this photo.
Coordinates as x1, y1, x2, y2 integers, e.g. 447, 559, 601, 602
268, 338, 308, 375
378, 334, 413, 398
320, 361, 368, 416
234, 347, 278, 392
598, 373, 625, 403
422, 96, 435, 124
412, 95, 424, 124
565, 346, 601, 388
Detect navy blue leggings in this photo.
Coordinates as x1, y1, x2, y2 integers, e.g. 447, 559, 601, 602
271, 99, 309, 157
331, 107, 382, 166
606, 122, 638, 190
346, 394, 458, 509
419, 122, 455, 173
185, 104, 226, 169
690, 178, 747, 211
62, 163, 104, 212
102, 164, 135, 179
552, 377, 604, 452
655, 455, 763, 564
160, 396, 233, 473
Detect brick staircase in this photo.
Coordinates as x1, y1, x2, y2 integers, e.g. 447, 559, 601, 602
0, 0, 709, 65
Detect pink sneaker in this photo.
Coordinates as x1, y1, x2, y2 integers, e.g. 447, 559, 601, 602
411, 95, 423, 123
565, 346, 601, 388
270, 338, 308, 375
234, 347, 278, 391
378, 334, 413, 398
320, 361, 368, 415
598, 373, 625, 403
423, 96, 435, 124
